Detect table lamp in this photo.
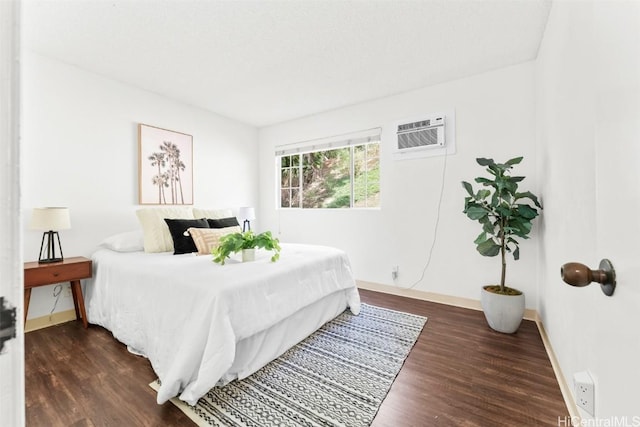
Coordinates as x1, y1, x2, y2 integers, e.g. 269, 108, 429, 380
238, 206, 255, 232
30, 207, 71, 263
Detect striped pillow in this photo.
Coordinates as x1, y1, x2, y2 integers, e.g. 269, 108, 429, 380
188, 226, 241, 255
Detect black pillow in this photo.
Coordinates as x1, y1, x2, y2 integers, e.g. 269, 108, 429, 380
207, 217, 240, 229
164, 218, 210, 254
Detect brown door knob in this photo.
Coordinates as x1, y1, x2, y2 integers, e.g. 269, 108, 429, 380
560, 259, 616, 296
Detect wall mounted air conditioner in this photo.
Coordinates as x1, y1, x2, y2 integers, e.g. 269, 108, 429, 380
395, 115, 445, 153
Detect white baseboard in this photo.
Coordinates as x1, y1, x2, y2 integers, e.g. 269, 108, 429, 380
24, 309, 77, 333
535, 318, 580, 420
356, 280, 538, 320
356, 280, 579, 420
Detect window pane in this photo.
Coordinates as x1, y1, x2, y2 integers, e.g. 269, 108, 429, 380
354, 143, 380, 207
291, 155, 300, 167
291, 189, 300, 208
281, 168, 291, 188
302, 147, 351, 208
281, 156, 290, 168
291, 167, 299, 187
280, 189, 291, 208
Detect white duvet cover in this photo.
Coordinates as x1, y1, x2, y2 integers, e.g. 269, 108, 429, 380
84, 243, 360, 405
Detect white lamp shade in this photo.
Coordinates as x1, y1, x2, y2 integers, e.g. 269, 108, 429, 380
238, 206, 256, 220
30, 207, 71, 231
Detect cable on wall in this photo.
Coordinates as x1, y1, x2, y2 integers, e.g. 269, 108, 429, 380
48, 284, 63, 320
398, 148, 449, 290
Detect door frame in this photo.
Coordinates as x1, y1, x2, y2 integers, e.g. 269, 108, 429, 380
0, 1, 24, 426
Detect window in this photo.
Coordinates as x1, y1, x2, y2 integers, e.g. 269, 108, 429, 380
276, 129, 380, 209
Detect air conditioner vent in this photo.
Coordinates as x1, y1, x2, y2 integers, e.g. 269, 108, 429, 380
396, 115, 445, 153
397, 119, 435, 133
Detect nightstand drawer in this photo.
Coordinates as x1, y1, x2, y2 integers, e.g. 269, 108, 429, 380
24, 260, 92, 288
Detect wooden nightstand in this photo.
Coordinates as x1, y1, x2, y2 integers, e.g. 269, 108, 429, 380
24, 256, 93, 328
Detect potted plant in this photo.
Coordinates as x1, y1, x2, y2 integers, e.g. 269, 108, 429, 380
212, 230, 281, 265
462, 157, 542, 333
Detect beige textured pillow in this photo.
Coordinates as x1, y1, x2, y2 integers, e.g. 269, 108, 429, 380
136, 207, 194, 253
188, 226, 241, 255
193, 208, 234, 219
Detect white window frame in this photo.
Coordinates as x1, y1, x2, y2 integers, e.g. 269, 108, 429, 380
275, 128, 381, 209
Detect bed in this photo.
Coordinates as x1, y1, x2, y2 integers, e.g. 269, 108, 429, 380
84, 242, 360, 405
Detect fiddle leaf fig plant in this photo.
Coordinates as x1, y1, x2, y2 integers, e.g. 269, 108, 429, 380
212, 230, 281, 265
462, 157, 542, 294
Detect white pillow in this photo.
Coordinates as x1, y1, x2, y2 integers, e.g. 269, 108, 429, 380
99, 230, 145, 252
193, 208, 234, 219
136, 207, 194, 253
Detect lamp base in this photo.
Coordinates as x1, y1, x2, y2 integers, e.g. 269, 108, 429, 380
38, 231, 64, 264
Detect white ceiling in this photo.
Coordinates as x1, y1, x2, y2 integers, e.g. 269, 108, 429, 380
23, 0, 551, 127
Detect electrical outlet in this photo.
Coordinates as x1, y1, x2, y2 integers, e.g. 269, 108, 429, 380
63, 284, 73, 298
574, 371, 595, 416
391, 265, 399, 280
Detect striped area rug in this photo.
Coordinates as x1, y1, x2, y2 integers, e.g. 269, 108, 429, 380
151, 303, 427, 427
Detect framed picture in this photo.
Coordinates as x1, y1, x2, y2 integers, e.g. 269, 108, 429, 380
138, 124, 194, 205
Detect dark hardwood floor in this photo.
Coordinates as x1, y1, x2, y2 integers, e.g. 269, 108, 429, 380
25, 289, 568, 426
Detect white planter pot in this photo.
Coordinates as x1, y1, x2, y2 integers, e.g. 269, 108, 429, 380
242, 248, 255, 262
480, 286, 525, 334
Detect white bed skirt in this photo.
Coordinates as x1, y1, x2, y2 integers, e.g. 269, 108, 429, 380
217, 290, 348, 385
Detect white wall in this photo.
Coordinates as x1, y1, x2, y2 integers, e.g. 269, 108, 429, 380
22, 52, 258, 319
536, 0, 640, 418
258, 62, 540, 307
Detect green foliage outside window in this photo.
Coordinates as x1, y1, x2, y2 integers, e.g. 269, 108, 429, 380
279, 143, 379, 209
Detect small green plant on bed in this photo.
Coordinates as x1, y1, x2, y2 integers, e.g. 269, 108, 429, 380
212, 230, 281, 265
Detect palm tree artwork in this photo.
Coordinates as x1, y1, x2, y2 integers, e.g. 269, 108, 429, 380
148, 152, 167, 203
160, 141, 187, 205
139, 124, 193, 205
148, 141, 187, 204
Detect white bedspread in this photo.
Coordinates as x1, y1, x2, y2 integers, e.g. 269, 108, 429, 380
84, 243, 360, 405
